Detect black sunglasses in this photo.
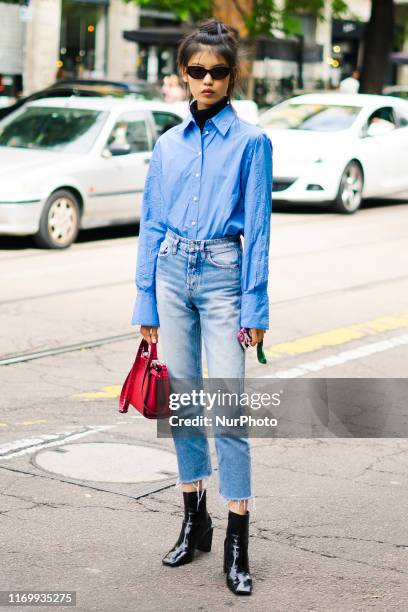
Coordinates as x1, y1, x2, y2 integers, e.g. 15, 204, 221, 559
186, 65, 231, 80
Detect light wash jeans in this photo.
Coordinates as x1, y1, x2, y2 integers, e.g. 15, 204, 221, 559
155, 228, 253, 509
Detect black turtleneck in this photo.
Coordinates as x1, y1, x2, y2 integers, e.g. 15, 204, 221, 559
190, 95, 230, 133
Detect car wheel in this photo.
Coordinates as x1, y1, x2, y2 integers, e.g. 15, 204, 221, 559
33, 189, 80, 249
332, 161, 364, 214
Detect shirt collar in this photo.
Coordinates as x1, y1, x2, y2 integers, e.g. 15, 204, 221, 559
176, 101, 237, 137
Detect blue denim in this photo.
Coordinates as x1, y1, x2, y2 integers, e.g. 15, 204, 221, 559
155, 228, 252, 504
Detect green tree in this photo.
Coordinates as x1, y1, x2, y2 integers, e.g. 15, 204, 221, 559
128, 0, 348, 96
5, 0, 399, 94
128, 0, 402, 95
127, 0, 348, 37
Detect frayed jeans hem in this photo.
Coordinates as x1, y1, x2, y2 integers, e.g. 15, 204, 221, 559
219, 492, 256, 512
174, 473, 212, 511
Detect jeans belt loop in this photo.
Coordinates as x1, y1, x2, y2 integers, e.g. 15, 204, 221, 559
172, 238, 179, 254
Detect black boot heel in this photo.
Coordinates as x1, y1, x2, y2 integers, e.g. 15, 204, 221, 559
196, 526, 213, 552
162, 489, 212, 567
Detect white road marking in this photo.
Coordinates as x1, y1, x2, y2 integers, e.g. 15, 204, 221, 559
0, 425, 115, 461
261, 333, 408, 379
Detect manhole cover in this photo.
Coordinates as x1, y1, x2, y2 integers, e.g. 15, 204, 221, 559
34, 442, 178, 483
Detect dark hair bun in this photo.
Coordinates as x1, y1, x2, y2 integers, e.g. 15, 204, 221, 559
199, 19, 230, 37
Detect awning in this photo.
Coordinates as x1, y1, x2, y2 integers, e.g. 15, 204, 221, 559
123, 28, 187, 46
332, 19, 365, 40
124, 28, 322, 62
390, 52, 408, 65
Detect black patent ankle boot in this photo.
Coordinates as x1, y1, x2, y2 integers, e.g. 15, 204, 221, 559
162, 488, 213, 567
223, 510, 252, 595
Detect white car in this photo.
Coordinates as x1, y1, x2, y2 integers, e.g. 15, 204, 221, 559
0, 97, 183, 248
169, 98, 259, 124
383, 85, 408, 101
258, 92, 408, 213
0, 96, 16, 109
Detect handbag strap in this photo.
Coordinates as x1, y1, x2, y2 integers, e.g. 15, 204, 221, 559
119, 369, 132, 412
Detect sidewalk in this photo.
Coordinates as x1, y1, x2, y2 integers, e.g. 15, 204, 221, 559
1, 424, 408, 611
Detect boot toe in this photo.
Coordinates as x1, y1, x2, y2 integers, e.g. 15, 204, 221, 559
226, 572, 252, 595
162, 546, 192, 567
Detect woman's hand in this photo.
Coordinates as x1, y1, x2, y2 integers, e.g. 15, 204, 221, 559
249, 328, 265, 347
140, 325, 159, 345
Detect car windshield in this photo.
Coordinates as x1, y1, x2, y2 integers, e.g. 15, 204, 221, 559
258, 103, 362, 131
0, 106, 109, 152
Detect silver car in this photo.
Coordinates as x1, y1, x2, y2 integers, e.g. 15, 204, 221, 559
0, 97, 183, 248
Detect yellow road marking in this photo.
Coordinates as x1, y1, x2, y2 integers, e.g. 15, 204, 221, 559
0, 420, 49, 428
74, 385, 122, 400
72, 312, 408, 399
16, 419, 48, 426
265, 312, 408, 359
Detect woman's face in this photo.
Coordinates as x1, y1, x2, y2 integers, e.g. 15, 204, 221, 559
181, 47, 231, 110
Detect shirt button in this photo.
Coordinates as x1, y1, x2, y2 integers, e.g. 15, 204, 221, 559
197, 151, 201, 155
193, 196, 198, 201
191, 221, 196, 225
204, 130, 209, 135
195, 173, 199, 177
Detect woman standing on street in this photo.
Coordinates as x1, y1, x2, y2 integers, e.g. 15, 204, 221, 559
131, 19, 273, 596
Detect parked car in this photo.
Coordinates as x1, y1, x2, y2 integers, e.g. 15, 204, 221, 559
382, 86, 408, 101
0, 78, 164, 120
0, 97, 183, 248
258, 92, 408, 213
0, 96, 16, 109
169, 98, 259, 124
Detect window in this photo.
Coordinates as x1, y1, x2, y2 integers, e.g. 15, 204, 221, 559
107, 114, 151, 153
152, 111, 182, 136
258, 103, 362, 131
0, 106, 108, 152
367, 107, 396, 125
362, 106, 398, 136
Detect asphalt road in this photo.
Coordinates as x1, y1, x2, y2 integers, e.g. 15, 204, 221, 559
0, 199, 407, 611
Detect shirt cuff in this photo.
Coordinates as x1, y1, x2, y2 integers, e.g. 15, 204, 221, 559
131, 290, 160, 327
240, 290, 269, 330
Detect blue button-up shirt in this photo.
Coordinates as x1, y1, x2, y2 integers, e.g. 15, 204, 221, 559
131, 101, 273, 329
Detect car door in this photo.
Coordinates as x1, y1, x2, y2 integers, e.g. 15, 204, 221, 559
390, 104, 408, 193
151, 111, 183, 137
87, 111, 154, 221
357, 106, 400, 195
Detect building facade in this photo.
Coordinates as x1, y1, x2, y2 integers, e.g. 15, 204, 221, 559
0, 0, 141, 96
0, 0, 407, 100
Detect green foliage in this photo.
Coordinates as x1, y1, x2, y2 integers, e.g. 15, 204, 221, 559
242, 0, 280, 37
280, 14, 303, 36
331, 0, 349, 17
285, 0, 325, 17
127, 0, 351, 38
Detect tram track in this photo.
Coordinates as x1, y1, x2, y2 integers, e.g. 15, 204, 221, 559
0, 332, 138, 366
1, 236, 408, 307
1, 272, 408, 366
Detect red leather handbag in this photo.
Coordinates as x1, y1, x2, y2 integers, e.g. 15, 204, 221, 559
118, 338, 171, 419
